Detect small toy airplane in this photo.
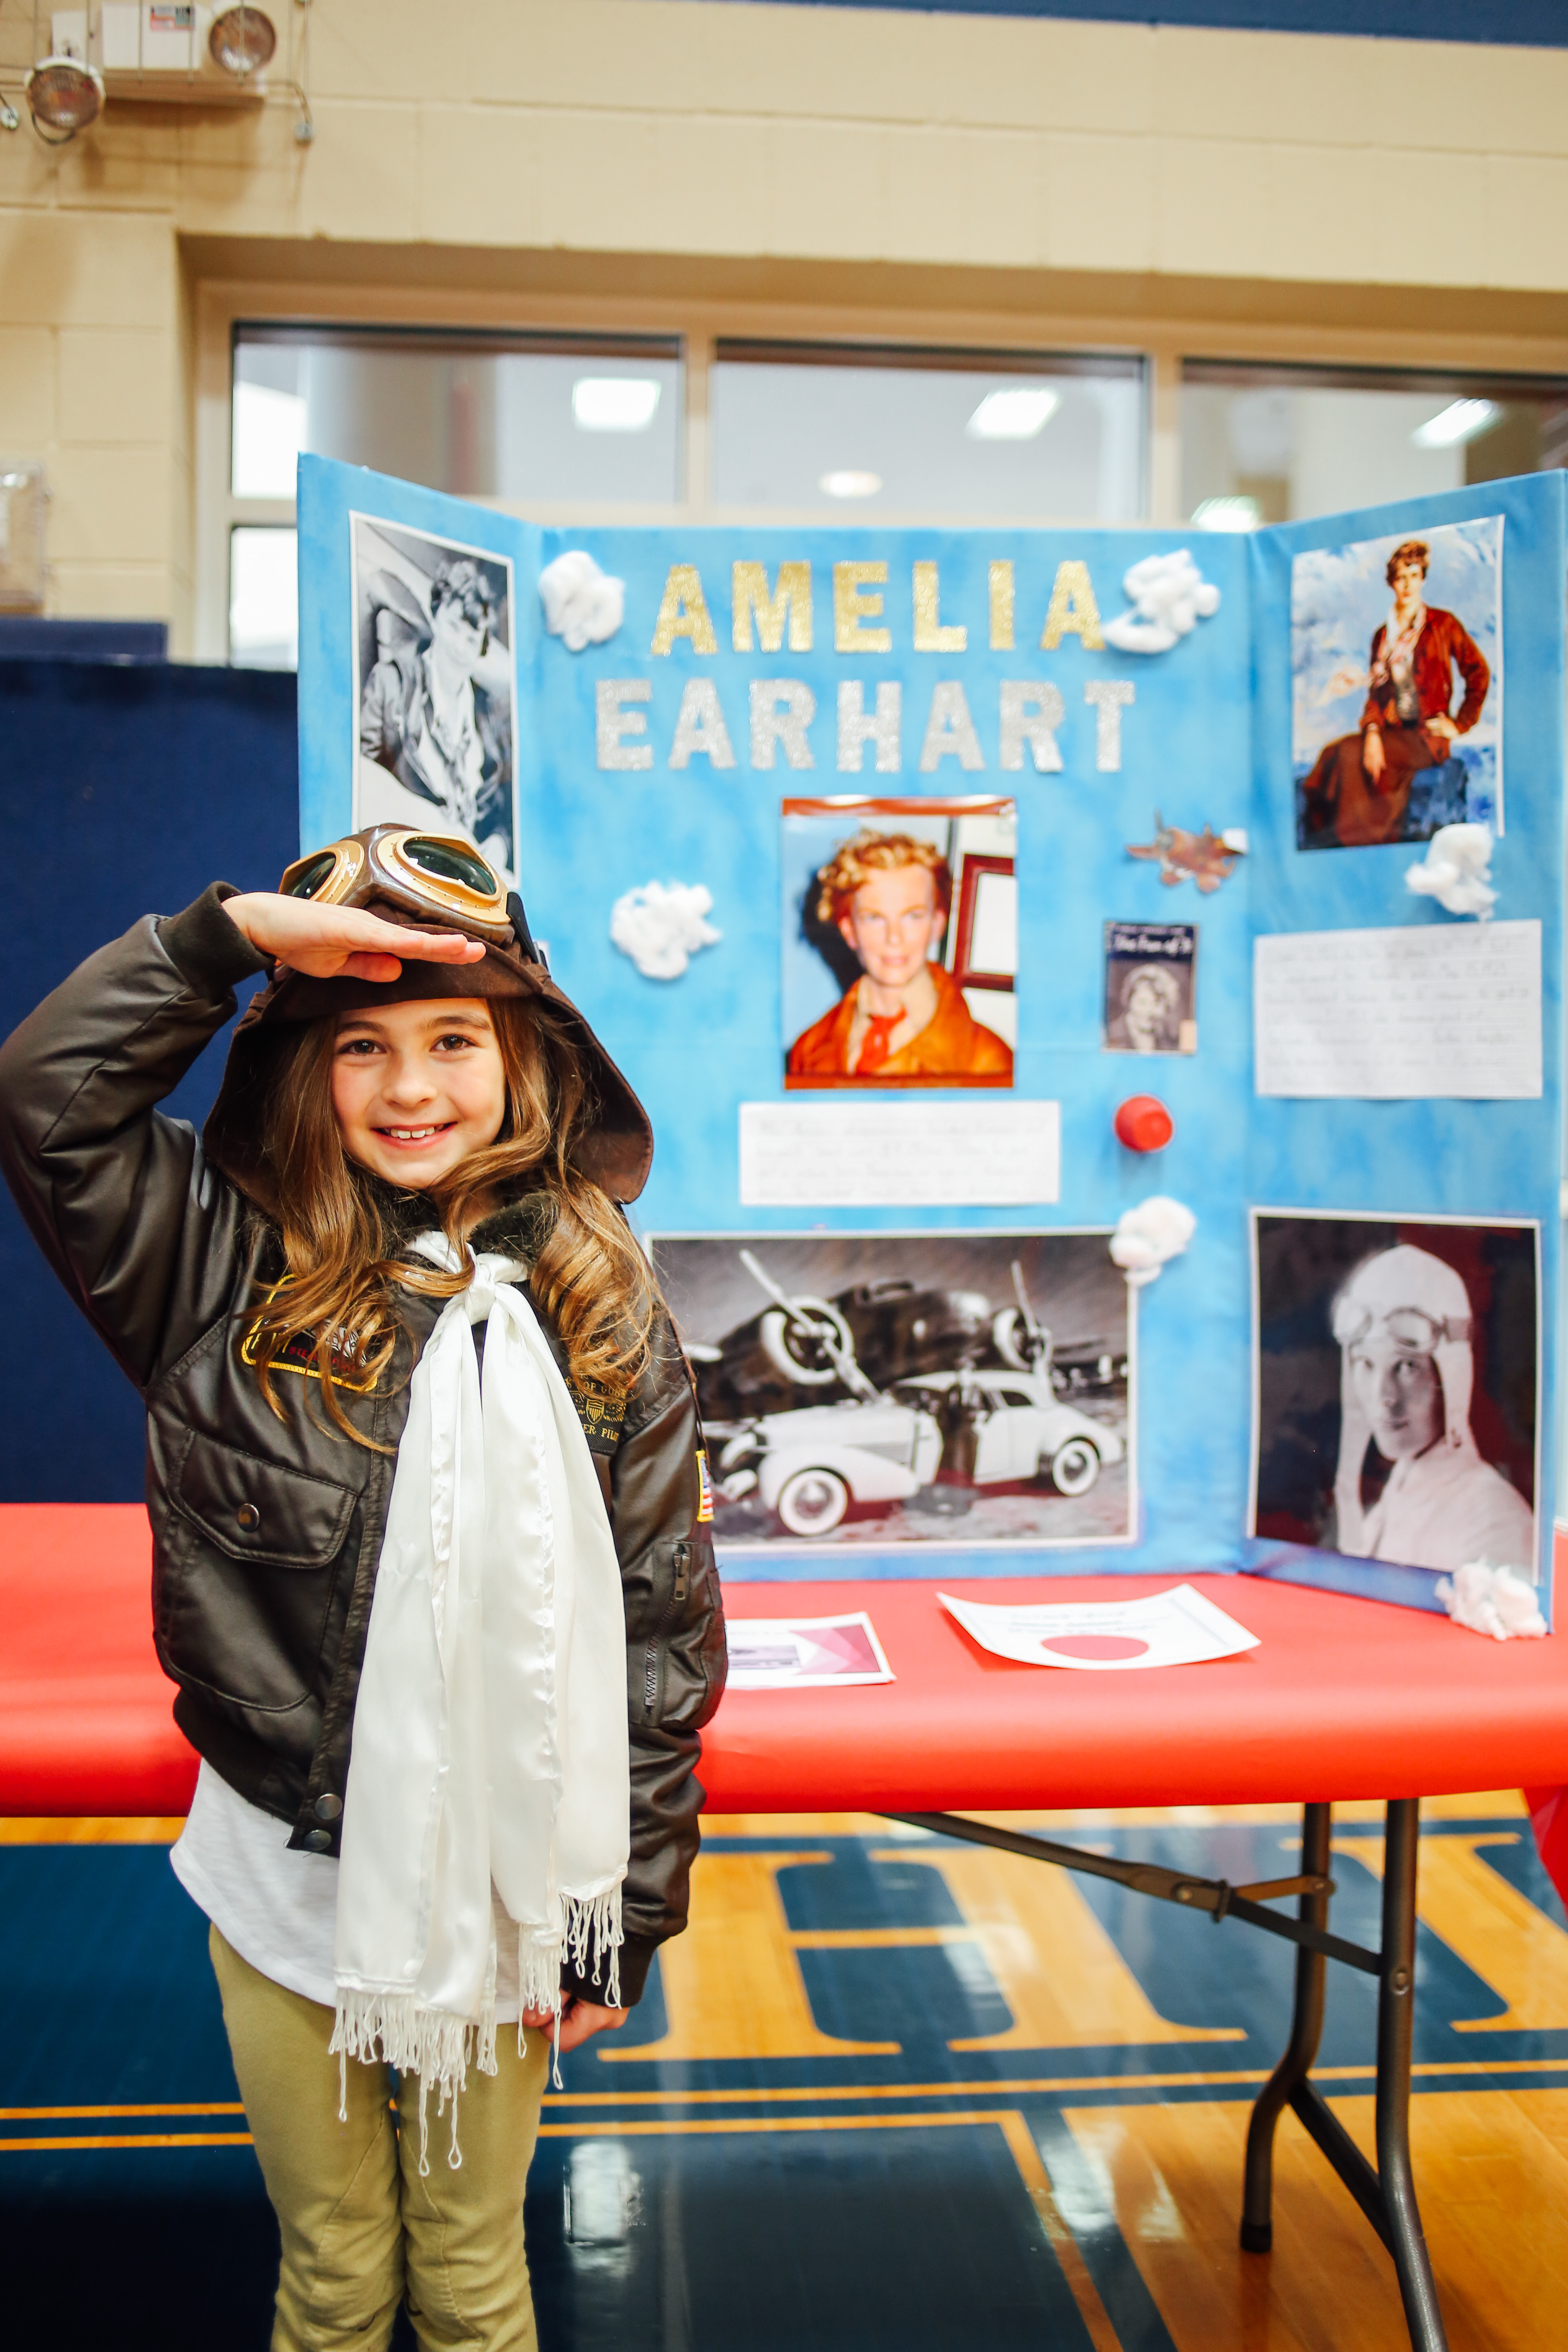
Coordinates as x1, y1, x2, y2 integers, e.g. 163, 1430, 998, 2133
1127, 811, 1247, 893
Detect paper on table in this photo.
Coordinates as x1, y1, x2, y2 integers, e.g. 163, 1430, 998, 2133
1254, 920, 1541, 1099
938, 1585, 1260, 1672
725, 1611, 894, 1690
739, 1100, 1061, 1206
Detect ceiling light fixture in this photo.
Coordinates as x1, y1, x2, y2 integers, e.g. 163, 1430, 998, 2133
209, 6, 278, 77
1192, 495, 1261, 533
572, 378, 662, 433
1412, 398, 1500, 451
819, 470, 882, 499
966, 386, 1060, 441
24, 53, 102, 138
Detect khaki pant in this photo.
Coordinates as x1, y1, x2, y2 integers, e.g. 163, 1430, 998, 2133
210, 1926, 549, 2352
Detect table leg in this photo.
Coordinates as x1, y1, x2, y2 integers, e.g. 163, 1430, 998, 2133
1377, 1798, 1448, 2352
1241, 1800, 1332, 2254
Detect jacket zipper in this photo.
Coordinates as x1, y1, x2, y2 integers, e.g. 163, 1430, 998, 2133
643, 1540, 691, 1720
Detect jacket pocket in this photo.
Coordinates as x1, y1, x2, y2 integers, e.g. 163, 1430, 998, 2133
171, 1428, 356, 1568
632, 1533, 726, 1732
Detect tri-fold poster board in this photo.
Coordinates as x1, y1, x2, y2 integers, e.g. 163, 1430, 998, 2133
297, 457, 1564, 1622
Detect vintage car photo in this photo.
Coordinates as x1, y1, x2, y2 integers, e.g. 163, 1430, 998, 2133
650, 1231, 1135, 1550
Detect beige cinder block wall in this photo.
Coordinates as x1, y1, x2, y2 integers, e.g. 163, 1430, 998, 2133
1, 0, 1567, 651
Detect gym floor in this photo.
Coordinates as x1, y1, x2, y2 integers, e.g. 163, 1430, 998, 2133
5, 1792, 1567, 2350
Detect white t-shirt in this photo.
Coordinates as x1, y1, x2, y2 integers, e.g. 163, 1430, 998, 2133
171, 1759, 526, 2021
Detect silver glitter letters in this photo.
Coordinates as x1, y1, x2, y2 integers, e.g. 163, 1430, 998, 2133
998, 681, 1065, 773
837, 681, 902, 773
750, 679, 816, 771
668, 679, 737, 771
918, 681, 984, 773
596, 679, 653, 771
1084, 679, 1135, 773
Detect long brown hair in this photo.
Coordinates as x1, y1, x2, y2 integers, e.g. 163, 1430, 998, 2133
247, 995, 656, 1446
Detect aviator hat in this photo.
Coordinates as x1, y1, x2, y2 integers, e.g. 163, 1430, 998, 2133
1332, 1243, 1474, 1450
203, 826, 653, 1214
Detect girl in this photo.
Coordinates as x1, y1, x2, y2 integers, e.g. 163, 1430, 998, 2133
0, 826, 726, 2352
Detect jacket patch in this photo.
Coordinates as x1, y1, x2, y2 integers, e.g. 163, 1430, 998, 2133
240, 1282, 379, 1393
569, 1375, 628, 1454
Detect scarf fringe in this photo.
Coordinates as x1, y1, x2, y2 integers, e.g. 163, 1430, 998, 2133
564, 1887, 624, 2011
330, 1991, 494, 2176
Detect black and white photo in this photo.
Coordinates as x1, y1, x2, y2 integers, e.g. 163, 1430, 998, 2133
652, 1231, 1134, 1550
1251, 1210, 1538, 1579
352, 514, 518, 880
1103, 921, 1197, 1055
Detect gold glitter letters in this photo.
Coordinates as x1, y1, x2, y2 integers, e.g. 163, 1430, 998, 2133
1040, 559, 1106, 651
833, 561, 892, 653
913, 561, 967, 653
989, 560, 1015, 651
733, 561, 812, 653
650, 564, 719, 656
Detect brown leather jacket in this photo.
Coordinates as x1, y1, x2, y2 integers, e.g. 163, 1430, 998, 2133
0, 887, 726, 2004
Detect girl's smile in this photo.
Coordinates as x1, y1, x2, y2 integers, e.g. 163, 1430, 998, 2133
330, 1000, 507, 1187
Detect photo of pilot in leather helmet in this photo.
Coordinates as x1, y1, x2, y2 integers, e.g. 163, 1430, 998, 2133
1252, 1212, 1537, 1581
352, 515, 517, 882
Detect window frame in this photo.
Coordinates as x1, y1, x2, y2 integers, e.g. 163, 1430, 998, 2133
193, 275, 1568, 668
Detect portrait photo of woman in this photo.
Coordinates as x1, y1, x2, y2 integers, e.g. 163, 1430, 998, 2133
1103, 918, 1198, 1059
1291, 515, 1502, 852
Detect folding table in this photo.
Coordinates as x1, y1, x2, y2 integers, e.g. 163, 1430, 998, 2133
9, 1506, 1568, 2352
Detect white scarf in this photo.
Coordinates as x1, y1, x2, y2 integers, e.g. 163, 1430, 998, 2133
330, 1238, 628, 2165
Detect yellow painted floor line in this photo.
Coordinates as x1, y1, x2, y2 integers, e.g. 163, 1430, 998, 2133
1, 2132, 255, 2152
995, 2109, 1124, 2352
11, 2057, 1568, 2132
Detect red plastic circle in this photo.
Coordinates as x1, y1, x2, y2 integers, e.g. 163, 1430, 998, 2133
1114, 1095, 1174, 1153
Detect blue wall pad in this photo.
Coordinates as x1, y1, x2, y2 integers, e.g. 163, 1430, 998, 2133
0, 660, 297, 1501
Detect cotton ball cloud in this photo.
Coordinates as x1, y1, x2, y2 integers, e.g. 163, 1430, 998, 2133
1103, 551, 1221, 656
538, 549, 625, 653
1434, 1561, 1546, 1641
1405, 823, 1497, 921
610, 881, 722, 982
1109, 1196, 1197, 1288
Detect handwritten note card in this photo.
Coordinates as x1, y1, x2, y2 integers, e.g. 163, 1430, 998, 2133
1254, 920, 1541, 1100
739, 1100, 1061, 1206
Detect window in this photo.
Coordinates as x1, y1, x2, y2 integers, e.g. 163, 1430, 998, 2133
710, 341, 1145, 523
229, 526, 297, 670
1181, 360, 1568, 532
232, 327, 683, 506
209, 309, 1568, 667
223, 326, 684, 667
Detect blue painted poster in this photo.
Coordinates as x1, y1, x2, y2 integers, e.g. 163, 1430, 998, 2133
296, 457, 1564, 1619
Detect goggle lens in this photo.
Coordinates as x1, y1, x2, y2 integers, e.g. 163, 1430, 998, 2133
401, 835, 500, 896
282, 851, 339, 901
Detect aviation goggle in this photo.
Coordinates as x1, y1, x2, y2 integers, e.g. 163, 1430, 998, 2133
277, 828, 516, 946
1331, 1302, 1471, 1353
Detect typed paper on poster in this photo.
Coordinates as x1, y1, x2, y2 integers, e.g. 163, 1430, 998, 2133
1254, 920, 1541, 1099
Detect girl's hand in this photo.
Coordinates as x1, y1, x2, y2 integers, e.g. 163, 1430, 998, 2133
223, 891, 488, 983
520, 1996, 630, 2054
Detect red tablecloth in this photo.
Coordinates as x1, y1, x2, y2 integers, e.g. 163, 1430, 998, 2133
6, 1506, 1568, 1817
